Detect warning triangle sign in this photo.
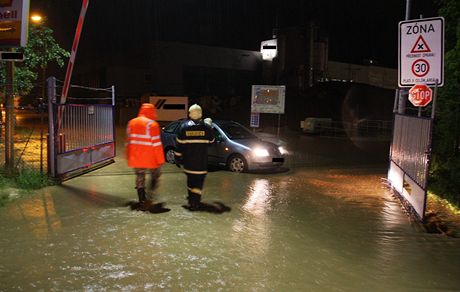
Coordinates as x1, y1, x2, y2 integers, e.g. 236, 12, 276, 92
411, 35, 431, 53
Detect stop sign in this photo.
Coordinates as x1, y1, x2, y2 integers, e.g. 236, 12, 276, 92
408, 84, 433, 107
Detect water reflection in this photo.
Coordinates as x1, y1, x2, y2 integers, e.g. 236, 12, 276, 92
232, 178, 272, 263
7, 190, 61, 240
242, 179, 271, 216
1, 166, 460, 291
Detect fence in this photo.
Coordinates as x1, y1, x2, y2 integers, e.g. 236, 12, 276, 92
0, 106, 48, 175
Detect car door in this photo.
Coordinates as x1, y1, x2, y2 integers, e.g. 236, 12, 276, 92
207, 126, 228, 166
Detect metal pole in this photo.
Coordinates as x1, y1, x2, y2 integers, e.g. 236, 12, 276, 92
47, 76, 56, 177
40, 67, 46, 174
431, 79, 438, 119
4, 59, 14, 174
393, 89, 399, 113
308, 21, 314, 87
405, 0, 411, 20
398, 89, 407, 114
397, 0, 411, 114
277, 114, 281, 137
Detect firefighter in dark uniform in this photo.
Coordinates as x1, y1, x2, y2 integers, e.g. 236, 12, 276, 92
174, 104, 215, 210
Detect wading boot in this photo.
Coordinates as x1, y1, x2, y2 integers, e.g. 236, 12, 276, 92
188, 193, 201, 211
137, 188, 147, 203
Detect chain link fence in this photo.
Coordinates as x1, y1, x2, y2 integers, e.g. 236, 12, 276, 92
1, 107, 48, 175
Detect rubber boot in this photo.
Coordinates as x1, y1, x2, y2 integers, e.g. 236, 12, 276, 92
137, 188, 147, 203
188, 193, 201, 211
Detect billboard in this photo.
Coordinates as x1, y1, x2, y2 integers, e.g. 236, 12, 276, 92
0, 0, 29, 47
251, 85, 285, 114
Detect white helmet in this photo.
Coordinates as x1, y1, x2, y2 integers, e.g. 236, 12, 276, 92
188, 104, 202, 120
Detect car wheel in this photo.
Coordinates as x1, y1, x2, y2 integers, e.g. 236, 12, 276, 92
228, 154, 247, 173
165, 147, 176, 164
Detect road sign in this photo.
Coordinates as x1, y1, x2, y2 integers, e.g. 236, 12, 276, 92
408, 84, 432, 107
399, 17, 444, 87
251, 85, 286, 114
0, 0, 29, 47
250, 112, 260, 128
0, 51, 24, 61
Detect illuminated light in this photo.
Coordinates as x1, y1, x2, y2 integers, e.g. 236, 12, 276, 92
253, 148, 269, 157
30, 14, 43, 23
225, 147, 229, 151
278, 146, 288, 155
260, 39, 278, 61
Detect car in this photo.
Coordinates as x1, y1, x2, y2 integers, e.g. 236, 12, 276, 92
161, 119, 288, 172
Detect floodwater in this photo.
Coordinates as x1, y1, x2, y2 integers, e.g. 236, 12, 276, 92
1, 132, 460, 291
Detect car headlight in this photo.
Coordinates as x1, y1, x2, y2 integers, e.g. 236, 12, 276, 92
278, 146, 288, 155
253, 148, 269, 157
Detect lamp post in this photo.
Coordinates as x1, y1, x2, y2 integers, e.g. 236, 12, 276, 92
30, 13, 46, 174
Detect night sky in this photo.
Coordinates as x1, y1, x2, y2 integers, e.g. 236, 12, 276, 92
31, 0, 439, 69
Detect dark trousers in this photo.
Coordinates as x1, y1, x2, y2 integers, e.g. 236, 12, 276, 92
186, 173, 206, 204
135, 168, 161, 190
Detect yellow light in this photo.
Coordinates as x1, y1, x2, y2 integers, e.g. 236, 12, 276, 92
30, 14, 43, 23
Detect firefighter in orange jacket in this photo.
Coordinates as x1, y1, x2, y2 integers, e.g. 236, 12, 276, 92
126, 103, 165, 203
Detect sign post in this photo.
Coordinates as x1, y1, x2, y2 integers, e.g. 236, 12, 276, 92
0, 0, 29, 173
399, 17, 445, 87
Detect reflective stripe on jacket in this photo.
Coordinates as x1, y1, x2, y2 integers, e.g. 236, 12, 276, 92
126, 116, 165, 168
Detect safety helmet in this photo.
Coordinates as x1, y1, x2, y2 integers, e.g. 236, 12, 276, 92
188, 104, 202, 120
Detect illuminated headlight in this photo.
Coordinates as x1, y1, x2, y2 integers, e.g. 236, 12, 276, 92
253, 148, 269, 157
278, 146, 288, 155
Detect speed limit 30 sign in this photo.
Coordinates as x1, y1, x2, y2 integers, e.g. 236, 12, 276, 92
398, 17, 444, 87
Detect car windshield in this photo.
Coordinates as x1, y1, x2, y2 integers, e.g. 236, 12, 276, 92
217, 122, 257, 140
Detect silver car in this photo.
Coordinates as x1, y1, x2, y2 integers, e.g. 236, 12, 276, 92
161, 120, 287, 172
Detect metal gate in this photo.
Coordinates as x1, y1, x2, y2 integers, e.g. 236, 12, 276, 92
388, 114, 433, 220
47, 77, 116, 180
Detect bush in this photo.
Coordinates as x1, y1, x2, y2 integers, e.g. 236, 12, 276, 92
14, 169, 51, 190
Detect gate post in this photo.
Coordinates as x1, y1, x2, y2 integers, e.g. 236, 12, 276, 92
47, 76, 56, 177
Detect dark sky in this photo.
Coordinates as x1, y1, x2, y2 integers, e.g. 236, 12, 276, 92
31, 0, 439, 69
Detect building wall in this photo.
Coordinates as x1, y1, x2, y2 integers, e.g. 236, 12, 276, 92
326, 61, 397, 90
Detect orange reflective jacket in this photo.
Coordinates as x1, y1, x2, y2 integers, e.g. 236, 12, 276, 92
126, 104, 165, 168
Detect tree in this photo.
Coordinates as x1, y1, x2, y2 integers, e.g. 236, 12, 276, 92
0, 20, 69, 99
429, 0, 460, 207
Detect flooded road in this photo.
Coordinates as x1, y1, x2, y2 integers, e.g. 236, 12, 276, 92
1, 161, 460, 291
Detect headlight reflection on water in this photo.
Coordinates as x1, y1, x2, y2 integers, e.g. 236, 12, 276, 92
232, 179, 272, 256
243, 179, 271, 216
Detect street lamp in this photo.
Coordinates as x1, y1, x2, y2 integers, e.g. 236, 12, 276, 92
30, 14, 43, 24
